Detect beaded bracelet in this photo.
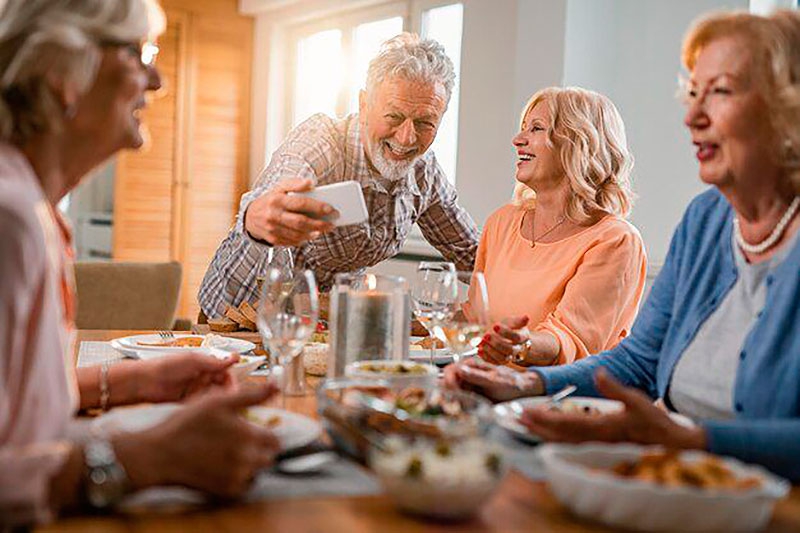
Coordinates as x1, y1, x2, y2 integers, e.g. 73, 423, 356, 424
99, 361, 110, 411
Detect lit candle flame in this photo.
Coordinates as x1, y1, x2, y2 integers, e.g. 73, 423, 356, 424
367, 274, 377, 291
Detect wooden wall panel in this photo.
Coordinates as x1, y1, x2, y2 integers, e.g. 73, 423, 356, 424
181, 15, 253, 319
113, 16, 184, 262
114, 0, 253, 321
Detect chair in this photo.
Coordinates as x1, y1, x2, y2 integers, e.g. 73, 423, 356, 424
74, 261, 182, 330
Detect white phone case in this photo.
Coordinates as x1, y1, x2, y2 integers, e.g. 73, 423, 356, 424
290, 181, 368, 227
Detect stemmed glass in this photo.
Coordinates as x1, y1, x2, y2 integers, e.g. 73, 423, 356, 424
257, 266, 318, 406
433, 271, 490, 363
411, 261, 458, 365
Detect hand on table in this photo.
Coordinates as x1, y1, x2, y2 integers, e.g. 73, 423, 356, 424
520, 370, 707, 449
442, 357, 544, 402
135, 352, 240, 403
118, 382, 281, 498
244, 178, 337, 246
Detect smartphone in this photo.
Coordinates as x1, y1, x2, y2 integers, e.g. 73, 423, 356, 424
290, 181, 369, 227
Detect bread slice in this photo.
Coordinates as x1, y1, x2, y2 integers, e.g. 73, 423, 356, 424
208, 317, 239, 332
239, 301, 259, 326
225, 304, 256, 331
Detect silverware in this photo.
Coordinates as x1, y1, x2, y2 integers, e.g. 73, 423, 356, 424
273, 445, 338, 475
546, 384, 577, 408
158, 330, 175, 341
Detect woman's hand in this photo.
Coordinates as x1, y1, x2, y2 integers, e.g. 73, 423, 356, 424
116, 382, 281, 498
479, 315, 560, 366
442, 357, 544, 402
520, 370, 707, 449
135, 352, 239, 403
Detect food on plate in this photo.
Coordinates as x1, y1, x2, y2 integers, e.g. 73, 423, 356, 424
357, 363, 430, 375
208, 317, 238, 332
225, 304, 256, 331
371, 437, 506, 519
244, 411, 282, 428
304, 342, 329, 376
412, 336, 445, 350
541, 400, 602, 416
606, 450, 763, 491
138, 336, 204, 348
410, 318, 430, 337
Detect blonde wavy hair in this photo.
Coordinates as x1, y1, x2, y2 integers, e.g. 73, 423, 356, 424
682, 9, 800, 190
512, 87, 634, 222
0, 0, 165, 144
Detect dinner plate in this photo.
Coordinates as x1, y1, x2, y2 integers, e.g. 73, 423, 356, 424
91, 403, 321, 451
494, 396, 695, 444
111, 334, 255, 359
408, 336, 476, 365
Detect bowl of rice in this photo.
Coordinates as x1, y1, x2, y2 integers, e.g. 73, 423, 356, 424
370, 437, 508, 520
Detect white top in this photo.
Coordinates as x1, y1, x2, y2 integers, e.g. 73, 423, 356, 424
669, 227, 798, 420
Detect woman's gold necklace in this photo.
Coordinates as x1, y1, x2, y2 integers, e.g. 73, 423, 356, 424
528, 211, 567, 248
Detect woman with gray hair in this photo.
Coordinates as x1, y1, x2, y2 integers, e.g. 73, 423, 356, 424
447, 9, 800, 482
473, 87, 646, 367
0, 0, 280, 526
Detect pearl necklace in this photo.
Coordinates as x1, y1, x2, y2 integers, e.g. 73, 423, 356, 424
733, 196, 800, 255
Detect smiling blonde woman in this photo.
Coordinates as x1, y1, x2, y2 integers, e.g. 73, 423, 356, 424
476, 87, 646, 367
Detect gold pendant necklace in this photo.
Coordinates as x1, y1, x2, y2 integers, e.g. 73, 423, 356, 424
528, 211, 567, 248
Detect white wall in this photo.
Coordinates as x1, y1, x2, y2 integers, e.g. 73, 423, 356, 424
562, 0, 748, 264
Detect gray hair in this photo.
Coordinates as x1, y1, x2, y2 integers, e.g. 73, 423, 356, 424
365, 32, 456, 104
0, 0, 165, 143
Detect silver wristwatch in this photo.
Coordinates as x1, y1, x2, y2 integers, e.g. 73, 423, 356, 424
84, 438, 129, 509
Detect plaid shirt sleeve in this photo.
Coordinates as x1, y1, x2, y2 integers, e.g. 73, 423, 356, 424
416, 160, 479, 272
197, 123, 325, 318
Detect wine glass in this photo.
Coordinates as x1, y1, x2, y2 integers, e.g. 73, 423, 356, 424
257, 266, 318, 405
433, 271, 490, 363
411, 261, 458, 365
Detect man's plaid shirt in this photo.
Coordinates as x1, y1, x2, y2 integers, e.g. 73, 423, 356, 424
198, 113, 478, 317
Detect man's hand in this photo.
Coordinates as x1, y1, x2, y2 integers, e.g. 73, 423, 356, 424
244, 178, 338, 246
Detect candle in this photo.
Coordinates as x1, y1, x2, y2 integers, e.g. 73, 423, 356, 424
328, 274, 411, 377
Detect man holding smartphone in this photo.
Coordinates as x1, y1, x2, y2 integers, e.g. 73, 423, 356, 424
198, 33, 478, 318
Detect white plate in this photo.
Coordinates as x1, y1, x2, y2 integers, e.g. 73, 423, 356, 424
111, 334, 255, 359
494, 396, 695, 444
91, 403, 321, 451
408, 337, 477, 364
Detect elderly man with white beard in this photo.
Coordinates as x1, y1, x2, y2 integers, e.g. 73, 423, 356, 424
198, 33, 478, 318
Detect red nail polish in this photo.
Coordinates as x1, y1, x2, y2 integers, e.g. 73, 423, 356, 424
493, 325, 500, 333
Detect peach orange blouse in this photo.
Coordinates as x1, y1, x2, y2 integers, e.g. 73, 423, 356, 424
477, 204, 647, 364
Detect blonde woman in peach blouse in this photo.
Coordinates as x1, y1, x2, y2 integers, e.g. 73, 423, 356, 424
477, 87, 647, 367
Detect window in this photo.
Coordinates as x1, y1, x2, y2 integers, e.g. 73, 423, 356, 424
286, 2, 464, 182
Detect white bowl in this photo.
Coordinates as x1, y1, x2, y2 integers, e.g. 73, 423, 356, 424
344, 360, 438, 387
539, 443, 790, 532
370, 437, 508, 520
229, 354, 267, 381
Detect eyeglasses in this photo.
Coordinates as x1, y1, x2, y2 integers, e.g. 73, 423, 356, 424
98, 39, 159, 68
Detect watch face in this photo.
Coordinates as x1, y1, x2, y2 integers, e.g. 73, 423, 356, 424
85, 439, 129, 508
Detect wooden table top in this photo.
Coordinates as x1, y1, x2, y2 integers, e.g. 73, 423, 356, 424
39, 330, 800, 532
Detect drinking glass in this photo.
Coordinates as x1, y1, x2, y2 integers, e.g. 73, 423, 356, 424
411, 261, 457, 364
257, 266, 318, 405
433, 271, 490, 363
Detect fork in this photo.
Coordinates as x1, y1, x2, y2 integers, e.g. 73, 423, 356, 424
158, 330, 175, 341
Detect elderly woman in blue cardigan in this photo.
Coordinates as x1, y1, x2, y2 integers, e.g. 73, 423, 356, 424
445, 8, 800, 482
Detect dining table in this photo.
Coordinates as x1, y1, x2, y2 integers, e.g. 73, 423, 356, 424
37, 329, 800, 533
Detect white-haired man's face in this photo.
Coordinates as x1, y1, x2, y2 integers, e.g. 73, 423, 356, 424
358, 77, 447, 180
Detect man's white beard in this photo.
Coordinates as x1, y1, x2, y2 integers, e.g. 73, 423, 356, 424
365, 133, 421, 182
